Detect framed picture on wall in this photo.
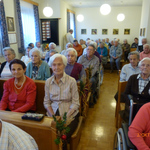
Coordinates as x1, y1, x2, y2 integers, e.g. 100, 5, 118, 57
140, 28, 142, 36
102, 29, 108, 35
143, 28, 146, 36
81, 29, 87, 34
113, 29, 119, 35
7, 17, 15, 32
124, 29, 130, 35
91, 29, 97, 35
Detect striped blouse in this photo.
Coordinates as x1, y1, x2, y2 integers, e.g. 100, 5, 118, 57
44, 72, 80, 117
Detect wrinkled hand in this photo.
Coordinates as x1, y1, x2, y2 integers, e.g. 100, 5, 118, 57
67, 109, 75, 118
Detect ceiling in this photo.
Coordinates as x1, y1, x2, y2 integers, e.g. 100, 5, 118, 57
63, 0, 143, 8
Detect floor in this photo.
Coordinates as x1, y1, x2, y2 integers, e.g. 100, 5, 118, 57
77, 70, 119, 150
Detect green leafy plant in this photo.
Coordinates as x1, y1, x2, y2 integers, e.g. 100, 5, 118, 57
53, 112, 70, 145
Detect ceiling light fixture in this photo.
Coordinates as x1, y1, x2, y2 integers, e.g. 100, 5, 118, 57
43, 7, 53, 17
117, 13, 125, 21
100, 4, 111, 15
77, 14, 84, 22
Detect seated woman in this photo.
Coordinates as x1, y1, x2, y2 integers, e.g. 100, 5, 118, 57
120, 57, 150, 122
26, 48, 51, 80
43, 54, 80, 150
61, 42, 73, 55
140, 44, 150, 60
128, 102, 150, 149
97, 42, 108, 64
21, 46, 32, 66
65, 48, 86, 81
0, 59, 36, 112
0, 47, 15, 78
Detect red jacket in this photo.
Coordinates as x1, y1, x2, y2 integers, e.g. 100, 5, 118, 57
0, 76, 36, 112
73, 44, 83, 57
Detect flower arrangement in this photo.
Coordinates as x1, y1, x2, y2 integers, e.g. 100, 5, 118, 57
42, 43, 49, 50
52, 112, 70, 150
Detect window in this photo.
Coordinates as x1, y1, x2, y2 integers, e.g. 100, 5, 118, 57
0, 27, 3, 56
20, 1, 36, 48
67, 9, 76, 39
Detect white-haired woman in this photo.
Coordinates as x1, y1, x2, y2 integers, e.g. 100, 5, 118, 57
120, 57, 150, 123
26, 48, 51, 80
140, 44, 150, 60
45, 42, 57, 61
0, 47, 16, 78
43, 54, 80, 150
65, 48, 86, 81
61, 42, 73, 55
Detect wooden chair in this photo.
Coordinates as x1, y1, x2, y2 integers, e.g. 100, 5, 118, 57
130, 48, 136, 52
115, 81, 127, 128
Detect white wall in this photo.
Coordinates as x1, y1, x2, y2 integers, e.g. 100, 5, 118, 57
139, 0, 150, 44
0, 0, 23, 63
74, 6, 141, 45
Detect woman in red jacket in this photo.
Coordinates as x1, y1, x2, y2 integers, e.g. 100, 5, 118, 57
0, 59, 36, 112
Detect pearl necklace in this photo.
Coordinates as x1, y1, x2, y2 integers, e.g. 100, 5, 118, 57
14, 76, 26, 90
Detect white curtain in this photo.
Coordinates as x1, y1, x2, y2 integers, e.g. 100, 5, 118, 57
70, 13, 75, 38
20, 1, 36, 48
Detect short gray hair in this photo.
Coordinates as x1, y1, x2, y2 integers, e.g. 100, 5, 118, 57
88, 43, 96, 50
65, 48, 77, 57
138, 57, 150, 67
69, 29, 73, 32
49, 42, 56, 49
66, 42, 73, 49
3, 47, 16, 56
143, 44, 150, 49
99, 42, 105, 46
29, 48, 42, 58
49, 54, 67, 67
128, 51, 140, 60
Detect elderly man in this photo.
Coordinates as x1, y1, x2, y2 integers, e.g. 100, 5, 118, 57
109, 40, 122, 73
73, 40, 83, 58
0, 120, 38, 149
140, 44, 150, 60
45, 42, 56, 61
122, 39, 130, 62
64, 29, 73, 49
120, 51, 140, 81
78, 44, 100, 105
136, 38, 147, 52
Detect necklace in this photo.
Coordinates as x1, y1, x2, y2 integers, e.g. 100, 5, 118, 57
14, 76, 26, 90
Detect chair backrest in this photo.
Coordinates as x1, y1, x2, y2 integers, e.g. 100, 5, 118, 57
118, 81, 128, 104
130, 48, 136, 52
0, 78, 46, 114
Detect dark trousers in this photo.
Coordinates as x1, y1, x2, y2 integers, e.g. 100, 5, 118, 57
55, 109, 79, 150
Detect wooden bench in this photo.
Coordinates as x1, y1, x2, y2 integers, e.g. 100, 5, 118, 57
0, 78, 83, 150
0, 110, 59, 150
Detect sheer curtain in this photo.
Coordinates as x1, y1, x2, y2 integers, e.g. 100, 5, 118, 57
20, 1, 36, 48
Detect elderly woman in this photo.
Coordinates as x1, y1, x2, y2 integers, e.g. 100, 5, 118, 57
120, 57, 150, 122
44, 54, 80, 149
0, 59, 36, 112
128, 102, 150, 149
65, 48, 86, 81
0, 47, 15, 78
122, 39, 130, 62
46, 49, 57, 63
140, 44, 150, 60
45, 42, 57, 61
97, 42, 108, 64
21, 46, 32, 66
26, 48, 51, 80
61, 42, 73, 55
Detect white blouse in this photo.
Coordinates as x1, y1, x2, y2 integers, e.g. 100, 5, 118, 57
1, 62, 12, 78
